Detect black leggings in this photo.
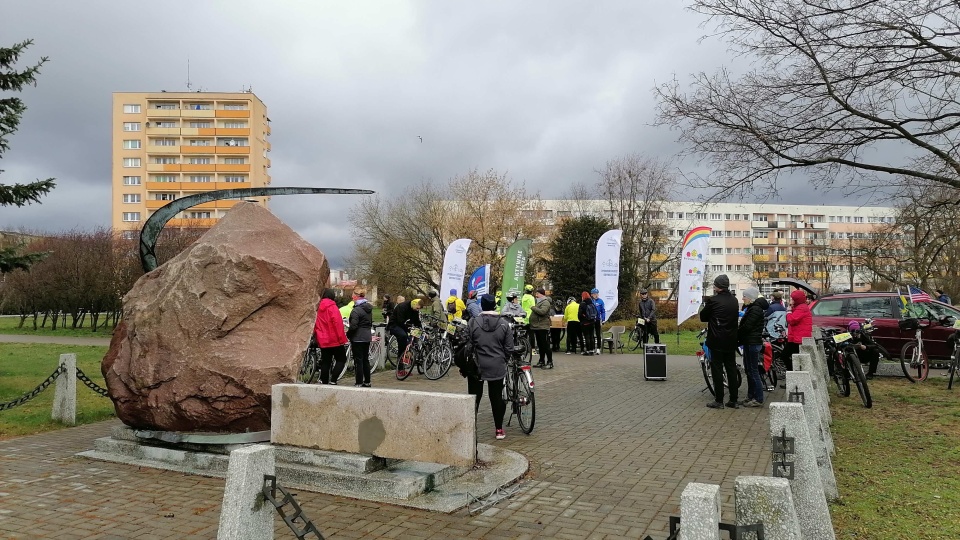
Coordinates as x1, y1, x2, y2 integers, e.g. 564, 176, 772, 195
352, 341, 371, 385
468, 377, 506, 430
534, 329, 553, 364
319, 345, 348, 384
784, 342, 800, 372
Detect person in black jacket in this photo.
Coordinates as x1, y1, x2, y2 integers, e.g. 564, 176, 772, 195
737, 287, 765, 407
638, 289, 660, 344
700, 274, 741, 409
847, 320, 881, 379
467, 294, 514, 440
387, 298, 422, 360
578, 291, 598, 355
348, 288, 375, 387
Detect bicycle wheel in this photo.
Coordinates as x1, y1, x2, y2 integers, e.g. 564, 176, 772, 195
846, 353, 872, 408
949, 354, 958, 390
396, 346, 414, 381
515, 372, 535, 434
900, 341, 929, 382
762, 361, 777, 391
333, 344, 352, 382
298, 347, 319, 384
384, 334, 398, 368
700, 358, 717, 399
629, 327, 642, 351
833, 355, 851, 397
368, 338, 384, 373
425, 342, 453, 380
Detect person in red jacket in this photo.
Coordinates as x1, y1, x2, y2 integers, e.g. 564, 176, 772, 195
785, 289, 812, 372
314, 288, 349, 384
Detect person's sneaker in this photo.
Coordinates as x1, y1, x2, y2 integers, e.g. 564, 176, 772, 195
354, 384, 363, 387
744, 400, 762, 408
725, 401, 740, 409
706, 401, 724, 409
361, 383, 371, 388
495, 429, 506, 440
764, 385, 775, 392
565, 351, 572, 355
536, 363, 546, 369
546, 363, 554, 369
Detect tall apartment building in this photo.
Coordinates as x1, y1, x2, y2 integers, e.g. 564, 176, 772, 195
111, 91, 271, 237
539, 200, 897, 296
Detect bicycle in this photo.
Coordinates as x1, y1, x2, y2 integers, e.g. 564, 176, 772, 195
503, 320, 536, 434
298, 334, 321, 383
628, 318, 649, 351
819, 328, 872, 408
761, 324, 785, 391
696, 328, 742, 399
898, 317, 931, 382
395, 316, 454, 381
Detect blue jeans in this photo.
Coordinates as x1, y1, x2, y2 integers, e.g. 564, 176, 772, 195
744, 343, 764, 403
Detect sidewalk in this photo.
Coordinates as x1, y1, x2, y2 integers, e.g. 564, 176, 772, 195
0, 352, 773, 539
0, 334, 111, 346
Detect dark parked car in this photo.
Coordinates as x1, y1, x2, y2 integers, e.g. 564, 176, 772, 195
809, 292, 958, 362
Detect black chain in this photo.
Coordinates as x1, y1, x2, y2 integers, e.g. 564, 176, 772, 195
0, 365, 67, 411
75, 367, 110, 397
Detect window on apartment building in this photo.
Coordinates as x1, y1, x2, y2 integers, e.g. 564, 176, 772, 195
712, 265, 723, 271
155, 121, 177, 128
853, 216, 864, 223
710, 248, 722, 255
734, 248, 742, 254
154, 157, 177, 164
676, 230, 685, 237
185, 103, 212, 110
696, 213, 708, 220
153, 138, 177, 146
744, 248, 752, 254
122, 176, 141, 185
155, 193, 176, 201
711, 230, 723, 237
190, 175, 212, 182
754, 214, 767, 221
189, 211, 212, 219
188, 139, 211, 146
725, 265, 733, 271
122, 140, 141, 149
151, 175, 176, 182
188, 157, 212, 165
122, 212, 141, 222
122, 158, 141, 167
223, 157, 246, 164
218, 138, 248, 147
122, 194, 141, 203
222, 176, 246, 182
676, 212, 684, 219
123, 104, 141, 113
710, 213, 722, 220
190, 121, 213, 128
121, 230, 137, 240
223, 121, 247, 128
790, 215, 802, 221
724, 213, 732, 220
753, 231, 767, 238
809, 215, 824, 223
123, 122, 141, 132
222, 103, 247, 110
725, 231, 733, 237
154, 103, 177, 110
725, 248, 733, 254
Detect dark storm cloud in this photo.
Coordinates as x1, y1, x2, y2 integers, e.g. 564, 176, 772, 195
0, 1, 853, 266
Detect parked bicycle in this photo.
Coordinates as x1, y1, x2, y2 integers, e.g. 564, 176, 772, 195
818, 328, 872, 408
899, 317, 931, 382
696, 328, 741, 399
395, 316, 454, 381
503, 318, 536, 434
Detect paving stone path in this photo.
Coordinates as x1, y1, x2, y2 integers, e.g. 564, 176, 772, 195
0, 353, 773, 539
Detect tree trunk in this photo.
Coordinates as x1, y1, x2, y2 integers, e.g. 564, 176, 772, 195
50, 311, 58, 331
90, 313, 100, 332
17, 313, 26, 328
41, 311, 49, 328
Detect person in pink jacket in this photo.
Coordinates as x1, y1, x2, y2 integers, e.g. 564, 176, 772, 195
314, 288, 349, 384
785, 289, 812, 371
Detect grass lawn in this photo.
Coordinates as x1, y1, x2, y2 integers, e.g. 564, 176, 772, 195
0, 343, 114, 440
0, 314, 116, 337
830, 376, 960, 539
569, 320, 704, 356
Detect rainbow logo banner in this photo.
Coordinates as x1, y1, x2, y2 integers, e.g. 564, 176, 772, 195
677, 226, 711, 325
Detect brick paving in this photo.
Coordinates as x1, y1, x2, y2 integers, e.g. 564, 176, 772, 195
0, 352, 774, 539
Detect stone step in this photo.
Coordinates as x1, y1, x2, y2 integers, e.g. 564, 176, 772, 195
277, 460, 462, 500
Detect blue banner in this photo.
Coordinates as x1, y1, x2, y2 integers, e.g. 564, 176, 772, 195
467, 264, 490, 296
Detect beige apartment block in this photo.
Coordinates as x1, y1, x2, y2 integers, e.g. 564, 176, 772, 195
111, 91, 272, 237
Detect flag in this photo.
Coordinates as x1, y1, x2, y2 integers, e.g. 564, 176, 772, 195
500, 239, 532, 310
677, 226, 711, 325
439, 239, 472, 300
467, 264, 490, 296
909, 285, 931, 303
595, 229, 622, 322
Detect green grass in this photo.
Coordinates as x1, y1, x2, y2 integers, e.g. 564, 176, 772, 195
578, 320, 703, 356
0, 343, 114, 439
830, 377, 960, 539
0, 314, 116, 337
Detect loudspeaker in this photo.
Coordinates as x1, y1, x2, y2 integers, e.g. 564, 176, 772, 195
644, 343, 667, 381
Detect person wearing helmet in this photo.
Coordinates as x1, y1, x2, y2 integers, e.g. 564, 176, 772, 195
501, 291, 526, 318
590, 288, 605, 354
578, 291, 599, 354
521, 285, 537, 352
387, 297, 423, 361
446, 288, 466, 322
847, 320, 880, 379
428, 290, 444, 317
465, 290, 481, 320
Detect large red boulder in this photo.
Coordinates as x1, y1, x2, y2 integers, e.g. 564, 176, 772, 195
102, 202, 327, 432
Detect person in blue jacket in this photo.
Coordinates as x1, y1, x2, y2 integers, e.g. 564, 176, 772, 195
590, 288, 605, 355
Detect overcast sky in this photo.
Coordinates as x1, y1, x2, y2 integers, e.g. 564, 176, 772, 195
0, 1, 879, 267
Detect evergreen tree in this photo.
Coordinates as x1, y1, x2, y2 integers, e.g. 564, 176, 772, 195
0, 40, 54, 272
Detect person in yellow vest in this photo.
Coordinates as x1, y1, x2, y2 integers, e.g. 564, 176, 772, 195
521, 284, 537, 352
563, 296, 582, 354
339, 292, 356, 319
445, 288, 466, 322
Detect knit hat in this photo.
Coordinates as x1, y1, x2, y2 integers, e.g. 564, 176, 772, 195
848, 320, 861, 331
449, 288, 457, 296
743, 286, 759, 301
713, 274, 730, 289
536, 287, 546, 295
790, 289, 807, 304
480, 294, 496, 311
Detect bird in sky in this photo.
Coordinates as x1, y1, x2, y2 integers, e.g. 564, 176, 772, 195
418, 136, 422, 143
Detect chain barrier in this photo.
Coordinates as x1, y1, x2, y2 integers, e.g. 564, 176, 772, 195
0, 365, 66, 411
262, 475, 325, 540
75, 367, 110, 397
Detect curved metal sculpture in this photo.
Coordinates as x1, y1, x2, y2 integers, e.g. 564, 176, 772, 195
139, 187, 374, 272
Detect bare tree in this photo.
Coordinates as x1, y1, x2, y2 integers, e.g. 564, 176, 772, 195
656, 1, 960, 199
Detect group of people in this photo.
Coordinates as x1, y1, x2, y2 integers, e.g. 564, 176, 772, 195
312, 287, 376, 388
699, 274, 813, 410
555, 289, 607, 355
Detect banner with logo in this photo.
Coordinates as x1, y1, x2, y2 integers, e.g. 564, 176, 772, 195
467, 264, 490, 297
500, 239, 532, 309
440, 238, 472, 299
595, 229, 623, 322
677, 226, 711, 326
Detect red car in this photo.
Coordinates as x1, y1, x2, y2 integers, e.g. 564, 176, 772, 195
809, 292, 958, 362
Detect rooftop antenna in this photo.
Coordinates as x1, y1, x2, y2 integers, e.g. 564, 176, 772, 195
186, 57, 192, 91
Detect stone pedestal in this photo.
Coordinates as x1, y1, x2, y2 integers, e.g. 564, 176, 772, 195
785, 371, 837, 498
53, 354, 77, 425
735, 476, 802, 540
217, 444, 275, 540
679, 482, 721, 540
792, 353, 832, 426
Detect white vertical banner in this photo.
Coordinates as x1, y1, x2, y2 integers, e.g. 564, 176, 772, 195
677, 227, 712, 326
440, 238, 472, 299
595, 229, 623, 322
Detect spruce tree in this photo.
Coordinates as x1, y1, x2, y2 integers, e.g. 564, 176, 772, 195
0, 39, 55, 272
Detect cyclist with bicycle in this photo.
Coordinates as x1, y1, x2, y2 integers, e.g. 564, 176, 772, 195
846, 320, 880, 379
700, 274, 741, 409
737, 287, 765, 407
348, 288, 374, 388
467, 294, 514, 440
314, 288, 350, 385
638, 289, 660, 344
387, 297, 423, 364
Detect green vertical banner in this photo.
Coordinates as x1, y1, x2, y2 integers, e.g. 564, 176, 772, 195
500, 239, 532, 310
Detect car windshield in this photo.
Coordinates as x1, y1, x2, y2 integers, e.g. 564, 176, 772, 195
902, 301, 959, 321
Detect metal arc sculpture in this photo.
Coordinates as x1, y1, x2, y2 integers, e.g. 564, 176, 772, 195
139, 187, 374, 273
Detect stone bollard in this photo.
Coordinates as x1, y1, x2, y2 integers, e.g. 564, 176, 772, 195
52, 353, 77, 425
769, 403, 835, 540
679, 482, 721, 540
217, 444, 275, 540
791, 353, 832, 427
802, 337, 831, 398
785, 371, 837, 498
735, 476, 802, 540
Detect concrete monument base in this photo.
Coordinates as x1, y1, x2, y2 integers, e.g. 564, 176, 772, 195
78, 426, 527, 513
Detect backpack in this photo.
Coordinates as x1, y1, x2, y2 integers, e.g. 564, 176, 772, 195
581, 302, 598, 323
453, 331, 480, 379
447, 298, 458, 314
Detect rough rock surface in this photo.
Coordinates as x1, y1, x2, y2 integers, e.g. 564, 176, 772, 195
102, 202, 328, 432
